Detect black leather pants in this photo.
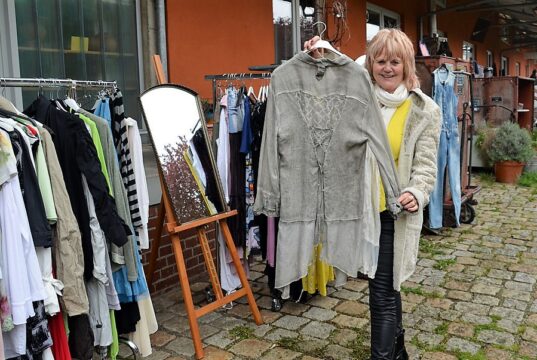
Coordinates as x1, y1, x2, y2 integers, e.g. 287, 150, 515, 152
369, 211, 403, 359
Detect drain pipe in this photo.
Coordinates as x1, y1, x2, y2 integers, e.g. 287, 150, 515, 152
430, 0, 437, 36
156, 0, 168, 80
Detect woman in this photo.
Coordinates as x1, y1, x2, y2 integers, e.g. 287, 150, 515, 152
305, 29, 441, 359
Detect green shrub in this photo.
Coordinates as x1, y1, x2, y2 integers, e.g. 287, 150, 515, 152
484, 122, 534, 163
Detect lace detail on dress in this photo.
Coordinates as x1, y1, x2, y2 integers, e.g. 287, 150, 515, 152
293, 92, 347, 153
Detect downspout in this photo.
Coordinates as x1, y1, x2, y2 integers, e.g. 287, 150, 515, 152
430, 0, 437, 36
156, 0, 168, 80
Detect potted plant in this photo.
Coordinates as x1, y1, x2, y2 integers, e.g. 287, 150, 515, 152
477, 122, 534, 183
523, 129, 537, 173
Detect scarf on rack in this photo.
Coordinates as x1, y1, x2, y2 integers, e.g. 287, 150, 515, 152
374, 84, 409, 128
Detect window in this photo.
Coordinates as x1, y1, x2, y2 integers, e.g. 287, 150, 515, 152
273, 0, 317, 64
515, 62, 520, 76
501, 56, 508, 75
366, 4, 400, 42
13, 0, 141, 119
462, 41, 474, 61
486, 50, 493, 68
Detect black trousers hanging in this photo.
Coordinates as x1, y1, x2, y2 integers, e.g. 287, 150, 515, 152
369, 211, 403, 359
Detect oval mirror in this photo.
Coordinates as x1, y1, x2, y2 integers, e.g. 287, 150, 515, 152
140, 84, 226, 224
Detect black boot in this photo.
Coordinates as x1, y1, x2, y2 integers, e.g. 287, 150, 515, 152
393, 329, 408, 360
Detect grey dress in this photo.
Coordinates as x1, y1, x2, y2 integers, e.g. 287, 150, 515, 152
253, 52, 401, 290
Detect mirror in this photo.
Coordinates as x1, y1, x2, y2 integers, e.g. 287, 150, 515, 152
140, 84, 226, 224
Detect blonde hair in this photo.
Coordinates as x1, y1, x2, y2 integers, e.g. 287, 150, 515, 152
365, 29, 420, 91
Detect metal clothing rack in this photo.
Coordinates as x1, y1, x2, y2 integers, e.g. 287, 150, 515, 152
0, 77, 117, 89
204, 73, 271, 113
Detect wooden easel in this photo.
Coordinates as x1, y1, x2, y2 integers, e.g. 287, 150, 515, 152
145, 55, 263, 359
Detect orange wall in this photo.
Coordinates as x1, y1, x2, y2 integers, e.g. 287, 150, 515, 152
166, 0, 274, 101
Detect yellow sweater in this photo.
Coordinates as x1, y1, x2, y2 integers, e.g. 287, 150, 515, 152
379, 99, 411, 212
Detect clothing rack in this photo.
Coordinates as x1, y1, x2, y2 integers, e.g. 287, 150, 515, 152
0, 76, 139, 360
204, 73, 272, 114
0, 77, 116, 89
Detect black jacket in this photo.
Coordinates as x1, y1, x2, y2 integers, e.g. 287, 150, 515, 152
25, 96, 129, 279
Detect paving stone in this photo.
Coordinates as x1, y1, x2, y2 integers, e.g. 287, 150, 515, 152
210, 316, 247, 330
299, 321, 335, 339
456, 256, 479, 265
505, 280, 533, 292
484, 347, 514, 360
497, 318, 519, 333
280, 301, 308, 316
199, 311, 223, 324
519, 341, 537, 358
526, 313, 537, 325
150, 330, 176, 347
181, 324, 219, 339
444, 280, 472, 291
162, 316, 191, 334
323, 344, 353, 360
476, 329, 515, 347
229, 339, 272, 358
454, 301, 490, 315
332, 328, 359, 347
463, 314, 492, 325
301, 357, 323, 360
502, 298, 528, 311
260, 347, 301, 360
447, 322, 474, 338
425, 297, 453, 310
445, 337, 480, 355
259, 309, 282, 324
251, 323, 272, 337
501, 288, 532, 302
265, 328, 300, 341
421, 352, 457, 360
416, 333, 444, 347
514, 272, 536, 284
156, 311, 176, 324
165, 337, 196, 357
144, 350, 171, 360
307, 296, 340, 309
272, 315, 310, 330
334, 300, 369, 316
473, 294, 500, 306
331, 314, 369, 329
331, 288, 362, 301
438, 309, 461, 322
204, 331, 236, 349
416, 318, 444, 332
489, 307, 525, 322
164, 356, 187, 360
303, 307, 337, 321
228, 304, 253, 318
522, 326, 537, 342
201, 346, 235, 359
447, 290, 472, 301
342, 279, 368, 292
470, 282, 501, 295
297, 337, 330, 355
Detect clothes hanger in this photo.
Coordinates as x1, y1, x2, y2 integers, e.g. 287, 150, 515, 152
64, 81, 81, 112
306, 21, 344, 58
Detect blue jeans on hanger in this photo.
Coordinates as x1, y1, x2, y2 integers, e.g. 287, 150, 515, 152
428, 123, 461, 229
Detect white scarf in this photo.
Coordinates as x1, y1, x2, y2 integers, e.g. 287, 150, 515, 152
374, 84, 409, 128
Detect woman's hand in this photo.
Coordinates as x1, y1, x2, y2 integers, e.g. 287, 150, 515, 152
304, 36, 322, 59
398, 192, 419, 213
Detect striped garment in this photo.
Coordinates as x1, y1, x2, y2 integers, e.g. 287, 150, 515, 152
109, 89, 142, 229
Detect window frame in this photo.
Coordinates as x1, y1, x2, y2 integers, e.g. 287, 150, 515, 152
486, 50, 493, 68
462, 41, 474, 61
515, 62, 520, 76
501, 56, 509, 75
366, 3, 401, 42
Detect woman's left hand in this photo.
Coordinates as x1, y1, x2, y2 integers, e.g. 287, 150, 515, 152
398, 192, 419, 213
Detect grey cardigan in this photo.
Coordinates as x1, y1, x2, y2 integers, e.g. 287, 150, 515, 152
254, 52, 401, 289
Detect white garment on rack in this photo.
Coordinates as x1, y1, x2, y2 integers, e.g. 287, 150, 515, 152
129, 296, 158, 357
125, 117, 150, 250
0, 161, 46, 356
216, 96, 230, 203
35, 247, 63, 316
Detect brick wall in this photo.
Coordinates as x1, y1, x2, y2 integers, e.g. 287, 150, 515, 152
141, 204, 217, 295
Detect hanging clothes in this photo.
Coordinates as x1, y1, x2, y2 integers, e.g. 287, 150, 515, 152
428, 67, 461, 229
24, 96, 130, 280
38, 126, 89, 317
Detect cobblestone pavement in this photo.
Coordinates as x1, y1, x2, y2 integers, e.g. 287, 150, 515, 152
134, 177, 537, 359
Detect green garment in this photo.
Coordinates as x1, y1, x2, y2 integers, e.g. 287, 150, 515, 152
35, 138, 58, 223
109, 310, 119, 360
78, 113, 112, 195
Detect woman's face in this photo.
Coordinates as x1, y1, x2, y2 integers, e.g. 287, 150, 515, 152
372, 53, 404, 93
